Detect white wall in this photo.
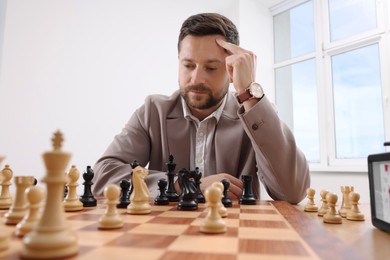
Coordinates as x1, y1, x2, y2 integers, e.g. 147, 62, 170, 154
0, 0, 371, 204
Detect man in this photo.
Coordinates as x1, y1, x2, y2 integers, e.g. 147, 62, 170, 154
92, 13, 310, 204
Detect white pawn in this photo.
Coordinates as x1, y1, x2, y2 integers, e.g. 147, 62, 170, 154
16, 186, 45, 237
304, 188, 318, 212
317, 190, 329, 217
63, 165, 83, 212
4, 176, 35, 225
339, 186, 353, 218
98, 184, 123, 229
0, 165, 13, 209
346, 191, 365, 221
201, 186, 226, 234
212, 182, 228, 218
323, 193, 342, 224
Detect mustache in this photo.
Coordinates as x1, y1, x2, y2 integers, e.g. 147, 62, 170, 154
186, 85, 211, 92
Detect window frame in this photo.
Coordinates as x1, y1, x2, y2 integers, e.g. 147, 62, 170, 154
271, 0, 390, 173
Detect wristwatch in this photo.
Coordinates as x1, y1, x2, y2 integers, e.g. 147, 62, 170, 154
236, 82, 264, 104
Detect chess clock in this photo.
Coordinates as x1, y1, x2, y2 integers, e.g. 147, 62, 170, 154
367, 142, 390, 233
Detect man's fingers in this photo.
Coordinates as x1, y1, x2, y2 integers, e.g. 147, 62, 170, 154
216, 38, 243, 54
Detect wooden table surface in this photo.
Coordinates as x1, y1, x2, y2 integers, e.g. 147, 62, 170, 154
295, 203, 390, 260
1, 199, 389, 260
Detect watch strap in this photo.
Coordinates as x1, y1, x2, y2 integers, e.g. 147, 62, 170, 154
236, 89, 252, 104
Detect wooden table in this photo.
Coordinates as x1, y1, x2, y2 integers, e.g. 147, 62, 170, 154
295, 203, 390, 260
0, 200, 389, 259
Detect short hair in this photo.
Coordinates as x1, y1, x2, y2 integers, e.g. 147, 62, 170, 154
178, 13, 239, 53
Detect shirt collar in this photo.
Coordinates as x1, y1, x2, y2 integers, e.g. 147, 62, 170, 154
181, 94, 227, 124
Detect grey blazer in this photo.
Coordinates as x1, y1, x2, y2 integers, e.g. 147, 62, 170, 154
92, 90, 310, 204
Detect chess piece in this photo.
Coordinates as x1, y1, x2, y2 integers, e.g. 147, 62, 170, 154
339, 186, 354, 218
193, 167, 205, 203
4, 176, 35, 225
15, 186, 45, 237
346, 191, 365, 221
200, 185, 227, 234
98, 184, 124, 229
212, 181, 228, 218
221, 179, 232, 207
80, 165, 97, 207
323, 192, 342, 224
165, 155, 179, 202
117, 178, 131, 208
22, 130, 79, 259
63, 165, 83, 211
127, 160, 151, 214
177, 168, 198, 210
0, 165, 13, 209
317, 190, 329, 217
239, 175, 256, 205
154, 178, 169, 205
304, 188, 318, 212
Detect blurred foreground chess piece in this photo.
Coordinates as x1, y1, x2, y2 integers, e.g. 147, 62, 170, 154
304, 188, 318, 212
212, 182, 227, 218
346, 191, 365, 221
80, 166, 97, 207
4, 176, 35, 225
339, 186, 354, 218
323, 192, 342, 224
98, 184, 123, 229
127, 160, 151, 214
21, 130, 79, 259
63, 165, 83, 211
317, 190, 329, 217
200, 185, 227, 234
0, 165, 13, 209
0, 155, 5, 166
15, 186, 45, 237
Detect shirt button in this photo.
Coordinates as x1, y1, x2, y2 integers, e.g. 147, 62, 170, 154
252, 124, 258, 130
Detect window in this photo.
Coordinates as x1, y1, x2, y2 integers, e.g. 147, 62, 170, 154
272, 0, 389, 171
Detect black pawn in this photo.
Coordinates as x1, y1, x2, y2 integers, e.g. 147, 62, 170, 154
117, 179, 131, 208
193, 167, 205, 203
221, 179, 232, 207
80, 166, 97, 207
154, 178, 169, 205
239, 175, 256, 205
165, 155, 179, 202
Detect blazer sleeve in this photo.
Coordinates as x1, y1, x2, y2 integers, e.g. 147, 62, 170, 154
92, 102, 152, 196
238, 96, 310, 204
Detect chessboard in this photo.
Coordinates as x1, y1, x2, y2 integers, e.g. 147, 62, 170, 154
1, 199, 364, 260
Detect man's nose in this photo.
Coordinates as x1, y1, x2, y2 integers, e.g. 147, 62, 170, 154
191, 67, 206, 85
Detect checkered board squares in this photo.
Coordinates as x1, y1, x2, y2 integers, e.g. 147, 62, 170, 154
0, 201, 363, 260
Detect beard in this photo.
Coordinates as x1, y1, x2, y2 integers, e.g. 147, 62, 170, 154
180, 83, 229, 110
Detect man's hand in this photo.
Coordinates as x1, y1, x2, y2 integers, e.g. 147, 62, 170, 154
200, 173, 243, 200
216, 38, 257, 93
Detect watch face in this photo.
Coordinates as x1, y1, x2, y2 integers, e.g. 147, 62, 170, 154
250, 83, 263, 98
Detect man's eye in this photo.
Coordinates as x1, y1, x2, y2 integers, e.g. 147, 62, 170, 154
184, 64, 195, 69
206, 67, 217, 71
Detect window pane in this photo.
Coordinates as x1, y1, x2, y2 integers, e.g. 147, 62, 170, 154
332, 44, 385, 158
328, 0, 377, 42
274, 1, 315, 62
275, 59, 319, 162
